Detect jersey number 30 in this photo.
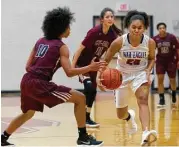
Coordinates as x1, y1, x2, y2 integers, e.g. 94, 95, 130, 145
126, 59, 141, 65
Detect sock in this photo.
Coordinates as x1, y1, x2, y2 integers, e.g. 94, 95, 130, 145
2, 131, 11, 140
78, 127, 87, 137
143, 127, 148, 133
159, 93, 164, 99
172, 90, 176, 98
124, 113, 131, 121
86, 112, 90, 120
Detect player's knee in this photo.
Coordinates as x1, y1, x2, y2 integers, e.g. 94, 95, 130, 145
137, 95, 148, 106
84, 80, 97, 98
84, 79, 96, 92
24, 110, 35, 119
76, 92, 86, 105
169, 78, 176, 84
158, 76, 164, 84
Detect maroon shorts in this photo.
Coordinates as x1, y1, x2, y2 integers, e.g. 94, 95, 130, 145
20, 73, 72, 113
156, 61, 177, 78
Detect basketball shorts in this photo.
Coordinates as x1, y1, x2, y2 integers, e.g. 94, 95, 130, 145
114, 71, 154, 108
156, 61, 177, 78
20, 73, 72, 113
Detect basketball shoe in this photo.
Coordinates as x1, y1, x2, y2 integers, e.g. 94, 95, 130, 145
86, 118, 100, 128
141, 129, 157, 145
77, 133, 103, 146
1, 134, 14, 146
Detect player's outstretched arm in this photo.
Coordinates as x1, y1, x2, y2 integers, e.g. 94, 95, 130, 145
60, 45, 106, 77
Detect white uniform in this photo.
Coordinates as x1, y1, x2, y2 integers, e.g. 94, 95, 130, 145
115, 33, 154, 108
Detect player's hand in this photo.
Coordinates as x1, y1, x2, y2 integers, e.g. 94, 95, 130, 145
145, 69, 152, 85
96, 72, 106, 91
89, 57, 107, 71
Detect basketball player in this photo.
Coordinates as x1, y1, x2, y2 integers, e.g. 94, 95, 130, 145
1, 7, 105, 146
152, 22, 179, 106
72, 7, 122, 127
97, 10, 157, 145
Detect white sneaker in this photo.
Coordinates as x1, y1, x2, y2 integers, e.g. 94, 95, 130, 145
141, 130, 157, 145
128, 109, 137, 134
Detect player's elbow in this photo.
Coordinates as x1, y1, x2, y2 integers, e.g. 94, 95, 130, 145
65, 70, 75, 77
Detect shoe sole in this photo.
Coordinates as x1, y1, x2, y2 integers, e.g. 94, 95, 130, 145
86, 124, 100, 128
157, 104, 166, 107
1, 145, 15, 147
141, 132, 157, 146
77, 141, 104, 146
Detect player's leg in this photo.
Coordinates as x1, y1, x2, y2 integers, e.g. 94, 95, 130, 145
1, 91, 41, 146
115, 86, 137, 134
135, 83, 150, 131
83, 78, 99, 127
79, 73, 99, 128
1, 74, 44, 146
157, 74, 166, 105
132, 71, 157, 145
167, 62, 177, 104
66, 89, 103, 146
44, 83, 103, 146
1, 110, 36, 146
156, 62, 166, 106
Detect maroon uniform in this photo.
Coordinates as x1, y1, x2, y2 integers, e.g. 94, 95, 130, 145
76, 25, 117, 87
153, 33, 179, 78
21, 38, 71, 113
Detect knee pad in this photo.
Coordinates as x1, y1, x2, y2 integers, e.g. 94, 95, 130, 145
83, 79, 97, 107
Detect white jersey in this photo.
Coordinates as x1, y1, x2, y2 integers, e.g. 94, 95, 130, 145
116, 33, 150, 73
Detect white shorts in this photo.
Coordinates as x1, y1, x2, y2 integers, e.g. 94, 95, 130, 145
114, 71, 154, 108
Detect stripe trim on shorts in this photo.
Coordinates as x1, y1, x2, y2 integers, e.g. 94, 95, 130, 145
51, 91, 71, 102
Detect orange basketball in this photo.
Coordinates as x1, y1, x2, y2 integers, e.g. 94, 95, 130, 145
100, 68, 122, 90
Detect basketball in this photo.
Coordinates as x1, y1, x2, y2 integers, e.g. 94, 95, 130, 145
100, 68, 122, 90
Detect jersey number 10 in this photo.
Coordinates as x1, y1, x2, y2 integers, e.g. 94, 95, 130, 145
35, 44, 49, 58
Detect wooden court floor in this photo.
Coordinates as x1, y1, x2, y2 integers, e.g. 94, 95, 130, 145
1, 92, 179, 146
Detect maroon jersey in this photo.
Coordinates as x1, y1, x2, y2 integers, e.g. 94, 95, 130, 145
28, 38, 64, 81
153, 33, 179, 62
76, 25, 117, 67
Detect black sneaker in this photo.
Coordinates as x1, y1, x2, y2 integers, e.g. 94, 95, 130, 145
1, 136, 14, 146
157, 97, 165, 106
77, 134, 103, 146
86, 119, 100, 128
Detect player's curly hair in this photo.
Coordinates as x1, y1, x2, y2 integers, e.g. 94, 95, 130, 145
124, 10, 149, 29
42, 6, 75, 39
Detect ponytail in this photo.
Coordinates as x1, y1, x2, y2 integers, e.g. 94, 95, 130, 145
111, 24, 123, 36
